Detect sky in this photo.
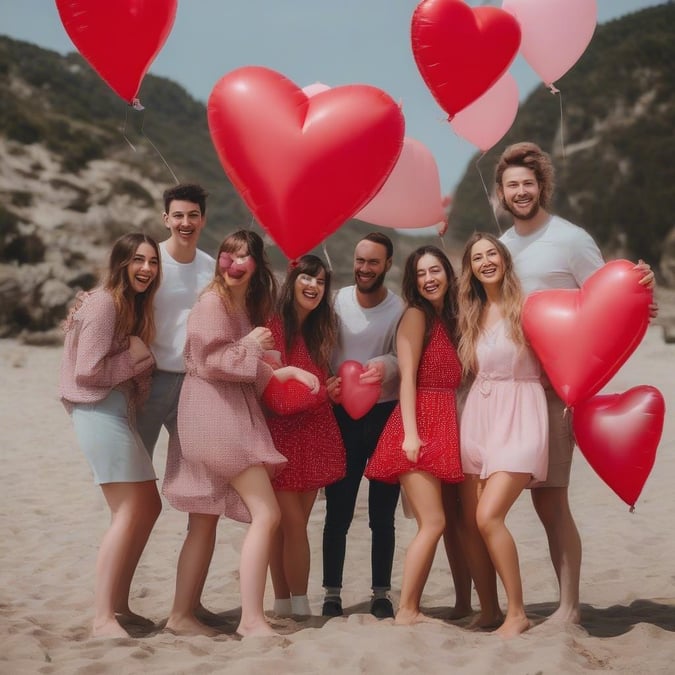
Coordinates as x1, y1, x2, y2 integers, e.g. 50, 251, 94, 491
0, 0, 666, 195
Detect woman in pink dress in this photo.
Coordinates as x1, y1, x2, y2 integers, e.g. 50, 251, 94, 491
457, 232, 548, 638
60, 232, 160, 637
264, 254, 346, 618
366, 245, 463, 624
162, 230, 319, 637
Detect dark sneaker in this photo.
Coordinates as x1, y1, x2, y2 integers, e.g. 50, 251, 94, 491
321, 599, 343, 617
370, 597, 394, 619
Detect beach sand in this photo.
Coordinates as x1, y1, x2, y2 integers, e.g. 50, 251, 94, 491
1, 325, 674, 674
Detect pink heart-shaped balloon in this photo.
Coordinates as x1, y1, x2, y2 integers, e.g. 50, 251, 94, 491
207, 66, 405, 260
573, 385, 665, 508
523, 260, 651, 407
338, 360, 381, 420
56, 0, 177, 104
411, 0, 521, 118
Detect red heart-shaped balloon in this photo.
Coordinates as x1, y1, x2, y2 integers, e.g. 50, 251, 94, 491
56, 0, 177, 104
523, 260, 651, 407
338, 360, 382, 420
573, 386, 665, 508
411, 0, 521, 118
207, 66, 405, 260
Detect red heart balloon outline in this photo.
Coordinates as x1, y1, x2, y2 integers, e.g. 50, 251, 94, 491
338, 360, 381, 420
56, 0, 177, 104
573, 385, 665, 508
411, 0, 521, 118
522, 260, 651, 407
207, 66, 405, 260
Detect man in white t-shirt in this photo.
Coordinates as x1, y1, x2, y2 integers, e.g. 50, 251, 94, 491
321, 232, 404, 619
494, 142, 655, 624
136, 183, 215, 619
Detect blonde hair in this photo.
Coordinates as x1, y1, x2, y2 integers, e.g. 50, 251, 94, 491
457, 232, 524, 376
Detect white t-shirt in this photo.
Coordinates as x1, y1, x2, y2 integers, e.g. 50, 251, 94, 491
501, 215, 604, 294
152, 241, 215, 372
331, 286, 405, 404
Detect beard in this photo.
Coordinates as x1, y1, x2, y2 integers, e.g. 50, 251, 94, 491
355, 270, 386, 294
501, 196, 541, 221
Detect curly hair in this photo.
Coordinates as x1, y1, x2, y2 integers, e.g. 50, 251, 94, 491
457, 233, 524, 376
495, 142, 555, 210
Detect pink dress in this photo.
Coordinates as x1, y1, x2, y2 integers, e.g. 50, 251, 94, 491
365, 319, 463, 484
162, 290, 287, 522
460, 319, 548, 482
264, 317, 346, 491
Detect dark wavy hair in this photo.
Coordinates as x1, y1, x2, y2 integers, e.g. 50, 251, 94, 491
276, 255, 337, 372
401, 245, 458, 346
104, 232, 161, 344
162, 183, 208, 215
210, 230, 277, 326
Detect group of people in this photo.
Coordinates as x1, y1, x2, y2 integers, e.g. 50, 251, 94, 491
59, 142, 655, 640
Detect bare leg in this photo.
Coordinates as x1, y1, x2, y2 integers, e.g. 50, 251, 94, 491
441, 482, 473, 618
531, 486, 581, 623
395, 472, 445, 625
459, 476, 503, 629
192, 522, 219, 623
269, 525, 291, 613
94, 481, 161, 637
230, 465, 281, 637
166, 513, 220, 636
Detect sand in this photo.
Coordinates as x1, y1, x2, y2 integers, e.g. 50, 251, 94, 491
1, 325, 674, 674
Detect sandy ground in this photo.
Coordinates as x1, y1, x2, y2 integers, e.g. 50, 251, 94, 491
1, 324, 674, 674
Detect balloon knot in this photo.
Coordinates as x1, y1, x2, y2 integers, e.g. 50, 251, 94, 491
131, 98, 145, 111
547, 84, 560, 95
447, 114, 454, 123
629, 505, 636, 514
288, 259, 299, 270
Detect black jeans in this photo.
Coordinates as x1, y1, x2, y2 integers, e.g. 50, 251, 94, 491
322, 401, 400, 591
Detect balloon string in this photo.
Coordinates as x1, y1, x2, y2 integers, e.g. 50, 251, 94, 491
476, 153, 501, 235
121, 107, 137, 152
438, 231, 447, 252
557, 88, 566, 161
322, 242, 333, 272
140, 111, 180, 185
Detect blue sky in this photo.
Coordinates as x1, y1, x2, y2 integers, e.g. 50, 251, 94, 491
0, 1, 666, 194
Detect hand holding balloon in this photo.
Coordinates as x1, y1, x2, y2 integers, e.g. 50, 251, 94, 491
338, 360, 381, 420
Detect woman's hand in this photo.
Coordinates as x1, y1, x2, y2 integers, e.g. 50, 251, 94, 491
248, 326, 274, 350
360, 360, 385, 385
326, 375, 342, 404
273, 366, 320, 394
402, 435, 423, 464
128, 335, 151, 362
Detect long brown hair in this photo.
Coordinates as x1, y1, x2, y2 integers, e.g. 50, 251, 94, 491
401, 245, 458, 346
210, 230, 277, 326
495, 142, 555, 210
104, 232, 161, 344
276, 255, 337, 372
457, 232, 524, 376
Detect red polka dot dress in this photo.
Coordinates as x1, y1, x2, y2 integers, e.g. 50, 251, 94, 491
365, 319, 463, 484
265, 316, 346, 492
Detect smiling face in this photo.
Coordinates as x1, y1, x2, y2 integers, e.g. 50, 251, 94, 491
221, 243, 255, 289
498, 166, 542, 221
470, 238, 505, 288
353, 239, 391, 294
126, 242, 159, 294
416, 253, 448, 309
163, 198, 206, 254
294, 269, 326, 320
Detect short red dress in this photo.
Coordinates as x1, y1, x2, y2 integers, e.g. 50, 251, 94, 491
265, 316, 346, 492
365, 319, 463, 484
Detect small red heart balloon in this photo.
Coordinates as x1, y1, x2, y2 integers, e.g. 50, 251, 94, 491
411, 0, 521, 119
207, 66, 405, 260
573, 385, 665, 508
338, 360, 381, 420
522, 260, 651, 408
55, 0, 177, 104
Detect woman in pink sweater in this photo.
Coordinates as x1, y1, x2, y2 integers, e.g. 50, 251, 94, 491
60, 232, 161, 638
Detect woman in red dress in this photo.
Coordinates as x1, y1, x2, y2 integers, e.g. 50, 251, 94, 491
366, 245, 463, 624
264, 255, 346, 618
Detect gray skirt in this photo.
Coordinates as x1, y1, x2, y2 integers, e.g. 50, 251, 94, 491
71, 388, 157, 485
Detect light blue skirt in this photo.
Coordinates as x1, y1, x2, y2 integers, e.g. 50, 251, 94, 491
71, 389, 157, 485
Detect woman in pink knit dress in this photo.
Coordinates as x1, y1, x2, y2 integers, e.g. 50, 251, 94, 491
457, 233, 548, 638
366, 245, 463, 624
263, 255, 346, 618
60, 232, 161, 638
162, 230, 319, 637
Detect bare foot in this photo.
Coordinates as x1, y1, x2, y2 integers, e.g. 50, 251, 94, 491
467, 611, 504, 631
115, 610, 155, 627
165, 615, 219, 637
495, 614, 531, 638
546, 606, 581, 624
237, 619, 279, 637
395, 609, 444, 626
194, 604, 225, 626
92, 617, 129, 638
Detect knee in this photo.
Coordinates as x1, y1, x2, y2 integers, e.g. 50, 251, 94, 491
475, 508, 499, 538
422, 511, 446, 539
